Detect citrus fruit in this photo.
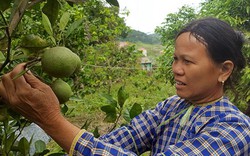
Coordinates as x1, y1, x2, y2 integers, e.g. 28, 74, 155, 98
41, 46, 80, 78
20, 34, 49, 52
73, 52, 82, 73
51, 79, 73, 104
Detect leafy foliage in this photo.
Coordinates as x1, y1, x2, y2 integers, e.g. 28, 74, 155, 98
0, 0, 128, 154
101, 85, 142, 131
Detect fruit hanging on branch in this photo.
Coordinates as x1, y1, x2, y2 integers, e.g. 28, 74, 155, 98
41, 46, 81, 78
20, 34, 50, 54
2, 46, 81, 104
51, 78, 73, 104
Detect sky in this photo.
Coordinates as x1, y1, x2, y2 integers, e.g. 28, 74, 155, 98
118, 0, 202, 34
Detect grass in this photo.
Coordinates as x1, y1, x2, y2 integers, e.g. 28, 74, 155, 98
66, 73, 175, 133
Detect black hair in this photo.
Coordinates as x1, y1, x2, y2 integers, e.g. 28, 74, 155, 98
176, 17, 246, 87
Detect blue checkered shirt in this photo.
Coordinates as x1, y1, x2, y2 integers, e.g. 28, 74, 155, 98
69, 95, 250, 155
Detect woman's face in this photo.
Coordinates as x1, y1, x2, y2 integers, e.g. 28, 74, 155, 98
172, 32, 223, 104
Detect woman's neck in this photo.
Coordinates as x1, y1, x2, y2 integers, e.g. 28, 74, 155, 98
190, 96, 224, 106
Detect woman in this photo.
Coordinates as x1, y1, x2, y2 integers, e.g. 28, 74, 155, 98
0, 17, 249, 155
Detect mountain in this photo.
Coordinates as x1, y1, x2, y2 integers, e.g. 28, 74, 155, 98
119, 29, 161, 44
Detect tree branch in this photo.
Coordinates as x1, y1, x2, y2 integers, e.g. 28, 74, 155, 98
8, 0, 29, 36
0, 11, 11, 73
27, 0, 46, 9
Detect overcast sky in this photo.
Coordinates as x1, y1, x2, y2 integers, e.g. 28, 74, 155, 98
118, 0, 202, 33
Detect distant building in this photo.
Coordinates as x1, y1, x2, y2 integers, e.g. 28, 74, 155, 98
141, 56, 152, 71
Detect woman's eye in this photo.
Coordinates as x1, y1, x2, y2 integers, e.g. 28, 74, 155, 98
184, 59, 191, 64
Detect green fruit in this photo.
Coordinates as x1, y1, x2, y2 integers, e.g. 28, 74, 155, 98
73, 53, 82, 73
20, 34, 49, 52
41, 46, 81, 78
51, 79, 73, 104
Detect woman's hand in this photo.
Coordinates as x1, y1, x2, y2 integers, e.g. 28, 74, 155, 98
0, 63, 61, 127
0, 63, 81, 153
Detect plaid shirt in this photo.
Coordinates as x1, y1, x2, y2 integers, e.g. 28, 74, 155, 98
69, 95, 250, 155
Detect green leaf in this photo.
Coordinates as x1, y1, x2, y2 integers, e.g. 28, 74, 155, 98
106, 0, 119, 7
48, 35, 56, 46
0, 52, 6, 63
92, 127, 100, 138
101, 105, 116, 114
35, 140, 47, 154
61, 104, 69, 114
5, 132, 15, 152
0, 0, 12, 12
42, 12, 53, 36
42, 0, 60, 26
59, 12, 70, 31
123, 108, 131, 122
101, 93, 117, 107
117, 86, 129, 108
65, 18, 84, 38
246, 95, 250, 102
246, 6, 250, 14
18, 137, 30, 156
129, 103, 142, 119
104, 113, 117, 123
101, 105, 117, 123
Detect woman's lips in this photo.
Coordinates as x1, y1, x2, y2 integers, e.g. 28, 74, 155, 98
175, 80, 186, 89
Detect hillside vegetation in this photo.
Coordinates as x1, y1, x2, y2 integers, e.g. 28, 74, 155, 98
120, 29, 161, 44
120, 29, 165, 64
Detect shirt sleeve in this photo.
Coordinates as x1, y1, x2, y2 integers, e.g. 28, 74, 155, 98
158, 113, 250, 156
69, 99, 170, 156
69, 129, 137, 156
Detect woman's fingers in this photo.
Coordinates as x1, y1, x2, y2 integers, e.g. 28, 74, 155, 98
1, 73, 16, 103
10, 63, 30, 90
0, 63, 29, 105
0, 80, 7, 102
23, 71, 47, 89
9, 63, 27, 79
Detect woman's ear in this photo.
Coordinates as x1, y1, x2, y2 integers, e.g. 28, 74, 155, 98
218, 60, 234, 83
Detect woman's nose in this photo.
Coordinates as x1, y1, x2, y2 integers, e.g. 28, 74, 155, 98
172, 62, 184, 76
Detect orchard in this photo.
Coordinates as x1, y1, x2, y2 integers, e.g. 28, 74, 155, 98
0, 0, 132, 155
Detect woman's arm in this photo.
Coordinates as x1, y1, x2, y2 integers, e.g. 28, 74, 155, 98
0, 63, 138, 155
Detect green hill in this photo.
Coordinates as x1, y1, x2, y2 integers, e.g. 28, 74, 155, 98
120, 29, 161, 44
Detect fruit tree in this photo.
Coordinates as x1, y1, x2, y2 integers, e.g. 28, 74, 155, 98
0, 0, 128, 155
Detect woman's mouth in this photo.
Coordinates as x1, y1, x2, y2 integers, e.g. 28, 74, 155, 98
175, 80, 186, 85
175, 80, 186, 89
